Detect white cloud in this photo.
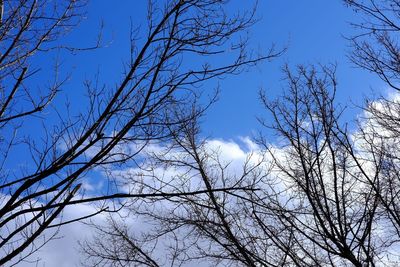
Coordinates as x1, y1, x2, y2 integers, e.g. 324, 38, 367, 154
10, 136, 268, 266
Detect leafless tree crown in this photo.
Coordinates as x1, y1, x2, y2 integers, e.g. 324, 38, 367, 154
0, 0, 279, 265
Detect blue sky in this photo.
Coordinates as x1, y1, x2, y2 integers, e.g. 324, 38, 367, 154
204, 0, 384, 139
13, 1, 392, 266
11, 0, 387, 179
40, 0, 383, 142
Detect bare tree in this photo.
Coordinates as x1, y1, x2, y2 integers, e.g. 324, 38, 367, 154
85, 65, 400, 267
0, 0, 279, 265
345, 0, 400, 91
344, 0, 400, 254
81, 1, 400, 267
81, 110, 270, 267
258, 65, 388, 267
